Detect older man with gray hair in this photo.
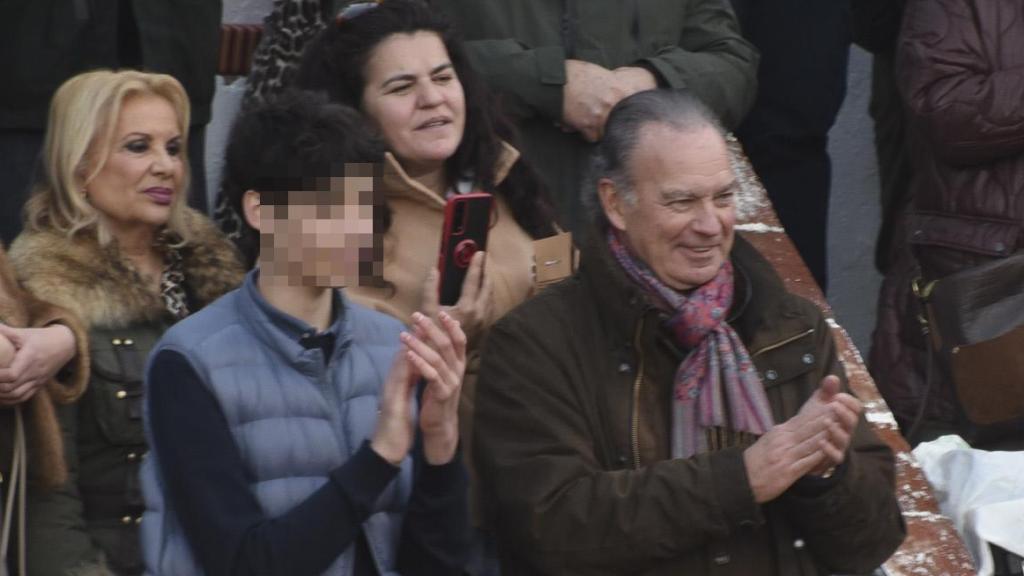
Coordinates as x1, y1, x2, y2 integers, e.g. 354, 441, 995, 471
474, 90, 905, 575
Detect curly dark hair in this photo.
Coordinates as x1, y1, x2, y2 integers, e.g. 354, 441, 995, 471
295, 0, 557, 238
221, 89, 388, 268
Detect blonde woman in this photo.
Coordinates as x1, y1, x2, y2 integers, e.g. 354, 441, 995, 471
8, 70, 243, 575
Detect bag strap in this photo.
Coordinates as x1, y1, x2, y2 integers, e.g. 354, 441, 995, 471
906, 276, 939, 443
1, 404, 27, 576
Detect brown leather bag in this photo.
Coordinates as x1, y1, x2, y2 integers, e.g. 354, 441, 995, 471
918, 252, 1024, 427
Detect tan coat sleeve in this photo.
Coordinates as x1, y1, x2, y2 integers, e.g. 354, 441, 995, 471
0, 245, 89, 404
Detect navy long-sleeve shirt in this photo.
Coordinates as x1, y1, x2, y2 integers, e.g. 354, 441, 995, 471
147, 349, 469, 576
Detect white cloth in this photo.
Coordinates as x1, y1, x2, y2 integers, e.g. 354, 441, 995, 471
912, 435, 1024, 575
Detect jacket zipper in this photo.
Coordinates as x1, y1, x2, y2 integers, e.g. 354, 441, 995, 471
630, 316, 646, 470
749, 328, 815, 358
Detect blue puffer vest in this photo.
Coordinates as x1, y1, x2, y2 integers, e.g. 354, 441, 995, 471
140, 271, 413, 575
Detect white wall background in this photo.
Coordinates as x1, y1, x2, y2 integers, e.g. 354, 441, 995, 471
204, 2, 885, 353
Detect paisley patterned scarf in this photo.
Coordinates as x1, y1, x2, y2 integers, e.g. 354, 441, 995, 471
608, 229, 774, 457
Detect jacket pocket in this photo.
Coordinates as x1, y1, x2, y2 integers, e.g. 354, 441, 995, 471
751, 329, 819, 420
89, 329, 153, 446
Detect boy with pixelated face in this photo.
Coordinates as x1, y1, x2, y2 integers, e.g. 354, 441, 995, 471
142, 92, 469, 575
255, 171, 386, 289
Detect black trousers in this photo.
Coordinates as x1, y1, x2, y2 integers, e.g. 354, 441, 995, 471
731, 0, 852, 292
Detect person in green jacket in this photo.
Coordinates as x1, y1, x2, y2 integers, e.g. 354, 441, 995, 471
431, 0, 759, 232
9, 70, 243, 576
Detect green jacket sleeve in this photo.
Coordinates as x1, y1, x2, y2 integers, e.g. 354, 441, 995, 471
459, 40, 567, 121
779, 315, 906, 573
475, 312, 765, 573
25, 402, 110, 575
638, 0, 759, 129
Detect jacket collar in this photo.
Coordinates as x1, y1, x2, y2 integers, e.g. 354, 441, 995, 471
578, 226, 789, 346
8, 208, 244, 329
381, 141, 521, 206
238, 269, 353, 374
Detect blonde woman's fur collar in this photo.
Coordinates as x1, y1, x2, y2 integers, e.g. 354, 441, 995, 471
382, 141, 520, 204
8, 208, 244, 330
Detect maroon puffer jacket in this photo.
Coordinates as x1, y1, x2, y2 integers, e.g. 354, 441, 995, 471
871, 0, 1024, 443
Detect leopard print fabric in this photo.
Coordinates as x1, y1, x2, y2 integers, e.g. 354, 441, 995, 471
215, 0, 333, 244
243, 0, 332, 108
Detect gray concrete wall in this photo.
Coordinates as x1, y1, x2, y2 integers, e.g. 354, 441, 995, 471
827, 46, 883, 354
203, 2, 885, 353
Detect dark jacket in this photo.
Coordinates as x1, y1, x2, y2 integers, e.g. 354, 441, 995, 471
898, 0, 1024, 274
0, 0, 222, 130
871, 0, 1024, 438
8, 210, 243, 575
475, 234, 905, 575
431, 0, 758, 230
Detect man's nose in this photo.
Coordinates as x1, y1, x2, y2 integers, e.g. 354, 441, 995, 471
691, 201, 723, 236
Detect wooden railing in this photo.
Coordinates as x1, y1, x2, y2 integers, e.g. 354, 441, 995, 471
732, 146, 976, 576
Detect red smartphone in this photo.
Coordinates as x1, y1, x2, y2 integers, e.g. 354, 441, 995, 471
437, 192, 493, 306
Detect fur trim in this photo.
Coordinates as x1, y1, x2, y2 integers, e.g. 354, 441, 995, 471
8, 209, 244, 330
0, 245, 29, 327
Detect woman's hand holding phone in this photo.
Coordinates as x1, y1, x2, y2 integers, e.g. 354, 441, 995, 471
421, 253, 494, 347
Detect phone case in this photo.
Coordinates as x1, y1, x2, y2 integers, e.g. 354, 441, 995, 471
437, 192, 493, 306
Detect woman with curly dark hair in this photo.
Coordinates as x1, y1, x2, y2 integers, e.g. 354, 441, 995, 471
293, 3, 562, 571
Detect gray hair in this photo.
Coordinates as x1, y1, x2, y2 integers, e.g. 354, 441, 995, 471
582, 89, 727, 227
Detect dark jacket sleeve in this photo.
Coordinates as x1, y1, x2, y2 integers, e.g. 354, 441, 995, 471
780, 313, 906, 573
475, 311, 765, 574
637, 0, 759, 129
457, 39, 567, 122
397, 435, 470, 574
148, 349, 401, 576
896, 0, 1024, 165
451, 0, 757, 129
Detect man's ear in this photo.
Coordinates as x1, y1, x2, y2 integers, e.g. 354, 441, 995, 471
242, 190, 261, 232
598, 178, 628, 232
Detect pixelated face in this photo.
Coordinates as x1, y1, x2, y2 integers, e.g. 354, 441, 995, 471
259, 166, 383, 288
360, 31, 465, 175
608, 123, 737, 291
85, 94, 184, 232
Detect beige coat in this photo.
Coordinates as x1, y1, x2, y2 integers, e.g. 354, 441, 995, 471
347, 143, 536, 332
347, 143, 539, 524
